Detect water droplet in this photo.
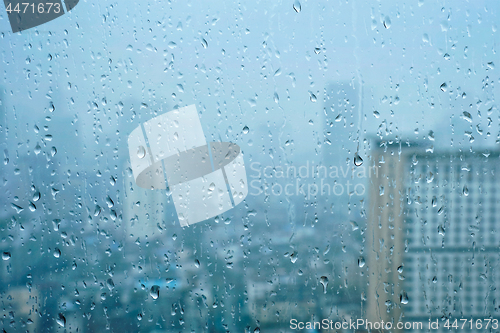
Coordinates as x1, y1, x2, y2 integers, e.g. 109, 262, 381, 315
242, 126, 249, 134
53, 248, 61, 258
463, 185, 469, 196
383, 16, 391, 29
354, 153, 363, 166
106, 278, 115, 291
106, 196, 114, 208
358, 256, 366, 268
10, 203, 23, 214
2, 252, 11, 260
350, 220, 359, 231
94, 205, 102, 217
208, 183, 215, 193
431, 196, 437, 207
293, 0, 301, 13
34, 143, 41, 155
56, 313, 66, 327
319, 276, 328, 294
28, 201, 36, 212
309, 92, 317, 102
33, 191, 41, 202
462, 111, 472, 122
314, 47, 321, 54
150, 285, 160, 300
400, 291, 409, 304
438, 225, 445, 236
52, 219, 61, 231
253, 328, 261, 333
194, 259, 200, 268
201, 38, 208, 48
427, 171, 434, 183
397, 265, 404, 273
137, 146, 146, 159
440, 82, 447, 92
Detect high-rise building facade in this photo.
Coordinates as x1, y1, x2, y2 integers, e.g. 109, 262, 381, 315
366, 140, 409, 332
367, 140, 500, 332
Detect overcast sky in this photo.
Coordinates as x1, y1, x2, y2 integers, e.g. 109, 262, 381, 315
1, 0, 499, 166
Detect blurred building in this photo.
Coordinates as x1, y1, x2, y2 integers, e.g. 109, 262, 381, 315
367, 139, 500, 332
322, 80, 366, 219
123, 167, 170, 240
366, 140, 409, 332
322, 81, 360, 169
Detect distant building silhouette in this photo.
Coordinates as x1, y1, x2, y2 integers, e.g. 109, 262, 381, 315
323, 81, 360, 168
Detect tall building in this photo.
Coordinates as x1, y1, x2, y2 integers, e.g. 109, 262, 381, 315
322, 80, 364, 213
123, 166, 172, 240
121, 99, 179, 240
367, 139, 500, 332
323, 81, 360, 167
366, 140, 409, 331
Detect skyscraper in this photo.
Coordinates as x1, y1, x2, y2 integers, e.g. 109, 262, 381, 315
367, 139, 500, 332
366, 140, 410, 332
323, 81, 360, 168
322, 80, 363, 216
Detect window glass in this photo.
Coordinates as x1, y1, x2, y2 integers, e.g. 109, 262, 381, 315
0, 0, 499, 332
